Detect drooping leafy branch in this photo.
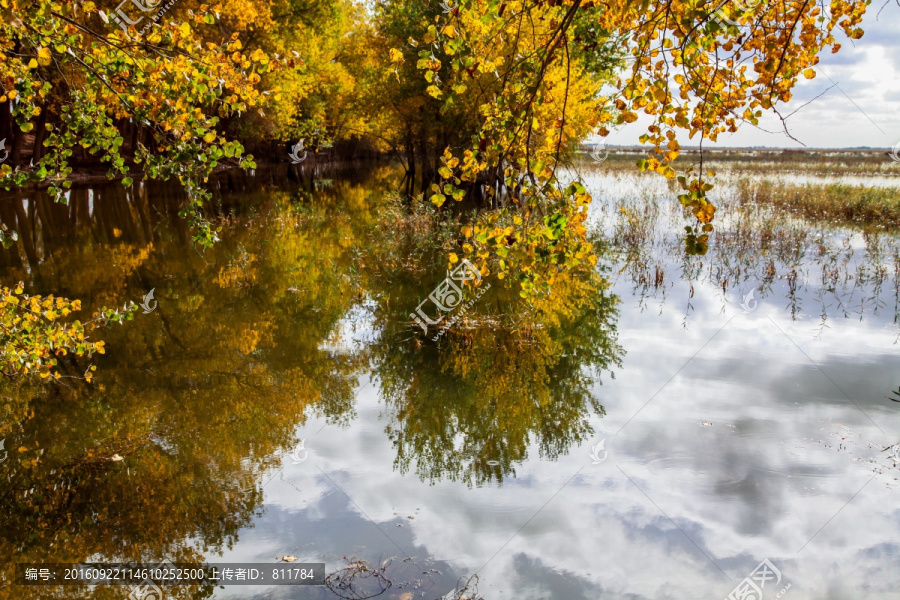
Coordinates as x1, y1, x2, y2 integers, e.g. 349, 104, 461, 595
0, 0, 282, 245
411, 0, 869, 287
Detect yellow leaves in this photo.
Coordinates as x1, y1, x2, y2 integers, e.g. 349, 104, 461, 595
420, 58, 441, 71
656, 164, 676, 179
423, 25, 438, 45
36, 47, 51, 66
694, 201, 716, 224
0, 284, 113, 381
426, 85, 442, 99
389, 48, 405, 63
203, 132, 217, 143
803, 68, 816, 79
449, 253, 459, 264
441, 24, 457, 38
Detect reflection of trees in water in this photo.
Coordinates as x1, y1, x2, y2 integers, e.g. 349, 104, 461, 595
368, 266, 624, 486
0, 167, 384, 596
606, 192, 900, 330
0, 166, 624, 597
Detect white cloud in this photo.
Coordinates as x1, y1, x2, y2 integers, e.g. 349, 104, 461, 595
598, 9, 900, 149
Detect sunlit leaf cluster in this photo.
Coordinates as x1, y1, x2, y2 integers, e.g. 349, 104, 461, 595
0, 282, 134, 380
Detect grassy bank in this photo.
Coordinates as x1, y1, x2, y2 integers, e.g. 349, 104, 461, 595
733, 179, 900, 228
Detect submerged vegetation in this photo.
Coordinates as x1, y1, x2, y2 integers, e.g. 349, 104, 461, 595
0, 155, 897, 597
0, 0, 897, 590
592, 158, 900, 330
733, 179, 900, 228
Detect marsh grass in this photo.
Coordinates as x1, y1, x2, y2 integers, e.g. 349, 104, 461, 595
733, 179, 900, 228
586, 162, 900, 332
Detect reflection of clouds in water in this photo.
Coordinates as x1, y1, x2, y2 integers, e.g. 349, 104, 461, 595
318, 297, 379, 354
207, 166, 900, 599
216, 308, 900, 598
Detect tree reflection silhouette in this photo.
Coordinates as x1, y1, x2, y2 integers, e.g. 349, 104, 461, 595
0, 166, 622, 598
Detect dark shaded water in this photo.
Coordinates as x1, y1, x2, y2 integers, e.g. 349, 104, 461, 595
0, 162, 898, 599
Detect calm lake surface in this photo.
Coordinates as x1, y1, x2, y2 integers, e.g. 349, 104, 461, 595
1, 160, 899, 599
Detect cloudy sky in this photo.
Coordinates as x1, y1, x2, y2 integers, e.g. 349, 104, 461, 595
604, 7, 900, 150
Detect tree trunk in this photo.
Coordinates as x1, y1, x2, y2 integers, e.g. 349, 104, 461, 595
0, 99, 11, 147
418, 134, 430, 196
9, 117, 25, 166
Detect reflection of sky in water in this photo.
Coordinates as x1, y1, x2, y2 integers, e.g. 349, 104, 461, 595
318, 298, 379, 354
212, 173, 900, 599
584, 169, 900, 330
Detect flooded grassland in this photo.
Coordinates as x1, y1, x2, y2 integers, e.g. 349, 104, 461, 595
0, 153, 898, 599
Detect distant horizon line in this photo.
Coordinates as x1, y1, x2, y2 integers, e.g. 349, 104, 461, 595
579, 144, 896, 151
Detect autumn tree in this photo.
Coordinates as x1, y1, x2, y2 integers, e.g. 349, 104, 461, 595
414, 0, 871, 290
0, 0, 284, 246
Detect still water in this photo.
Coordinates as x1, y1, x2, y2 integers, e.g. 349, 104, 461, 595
0, 162, 898, 599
